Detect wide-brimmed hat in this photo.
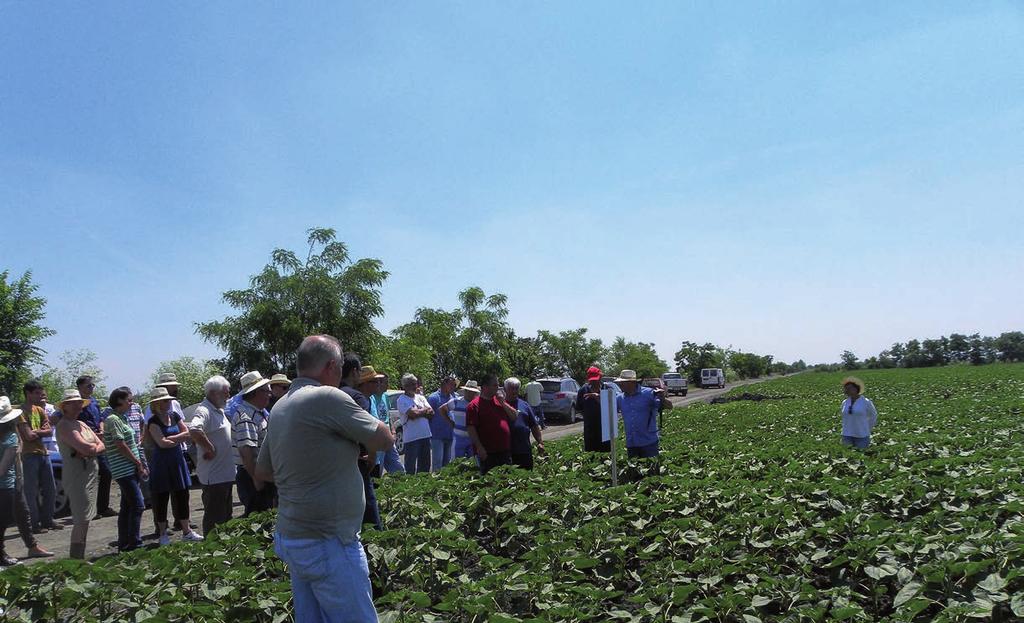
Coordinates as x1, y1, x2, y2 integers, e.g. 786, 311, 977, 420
586, 366, 603, 382
57, 388, 89, 409
149, 387, 175, 403
269, 373, 291, 386
460, 380, 481, 394
240, 371, 271, 395
0, 396, 23, 425
155, 372, 180, 387
358, 366, 386, 385
842, 377, 865, 393
614, 369, 640, 384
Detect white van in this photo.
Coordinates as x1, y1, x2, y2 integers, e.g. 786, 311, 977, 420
700, 368, 725, 389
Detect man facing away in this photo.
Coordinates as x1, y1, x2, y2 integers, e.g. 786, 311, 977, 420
257, 335, 393, 623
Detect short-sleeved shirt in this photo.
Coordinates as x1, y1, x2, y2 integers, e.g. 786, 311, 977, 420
397, 393, 433, 443
103, 411, 142, 480
232, 401, 270, 467
18, 405, 50, 455
617, 387, 661, 448
448, 397, 471, 438
80, 397, 103, 435
427, 390, 455, 441
466, 395, 512, 453
256, 377, 380, 542
509, 398, 538, 456
0, 431, 18, 490
841, 396, 878, 438
190, 399, 235, 485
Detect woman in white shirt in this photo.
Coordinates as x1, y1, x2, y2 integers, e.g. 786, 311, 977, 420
840, 377, 877, 449
397, 374, 433, 474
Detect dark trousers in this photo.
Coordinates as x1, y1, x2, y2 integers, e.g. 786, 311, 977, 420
480, 451, 511, 475
511, 452, 534, 470
361, 466, 381, 530
403, 438, 431, 475
627, 442, 660, 459
236, 466, 276, 517
115, 475, 144, 551
153, 489, 190, 525
96, 455, 113, 513
200, 482, 234, 535
0, 487, 37, 556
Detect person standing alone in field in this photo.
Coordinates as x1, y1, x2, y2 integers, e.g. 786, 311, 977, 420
256, 335, 394, 623
839, 377, 877, 449
189, 376, 235, 535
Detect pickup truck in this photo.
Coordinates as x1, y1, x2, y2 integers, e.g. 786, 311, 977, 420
660, 372, 688, 396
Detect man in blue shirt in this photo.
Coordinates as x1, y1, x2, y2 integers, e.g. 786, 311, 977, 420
427, 375, 458, 472
503, 378, 544, 470
76, 376, 117, 518
614, 370, 672, 459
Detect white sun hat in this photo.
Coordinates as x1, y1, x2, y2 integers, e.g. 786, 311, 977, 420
614, 369, 640, 383
240, 371, 271, 395
0, 396, 23, 424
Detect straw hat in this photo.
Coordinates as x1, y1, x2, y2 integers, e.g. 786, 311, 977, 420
358, 366, 385, 385
56, 388, 90, 409
614, 369, 640, 384
155, 372, 181, 387
460, 380, 481, 394
240, 371, 271, 395
269, 373, 291, 386
149, 387, 175, 403
842, 377, 865, 394
0, 396, 23, 425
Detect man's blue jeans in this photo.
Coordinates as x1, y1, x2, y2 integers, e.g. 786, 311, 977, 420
430, 439, 453, 472
274, 532, 378, 623
22, 453, 56, 529
403, 438, 431, 475
115, 474, 144, 551
842, 436, 871, 449
626, 442, 660, 459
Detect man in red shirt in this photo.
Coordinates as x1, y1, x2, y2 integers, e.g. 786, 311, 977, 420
466, 374, 519, 474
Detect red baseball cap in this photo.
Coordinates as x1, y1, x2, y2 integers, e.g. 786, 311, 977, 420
586, 366, 602, 381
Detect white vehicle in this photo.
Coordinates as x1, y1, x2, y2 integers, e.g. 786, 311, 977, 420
700, 368, 726, 389
660, 372, 689, 396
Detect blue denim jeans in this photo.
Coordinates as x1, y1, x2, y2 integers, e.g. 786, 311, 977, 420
116, 474, 144, 551
274, 533, 378, 623
430, 439, 453, 472
403, 438, 431, 475
842, 435, 871, 449
626, 442, 660, 459
22, 453, 56, 529
375, 447, 404, 475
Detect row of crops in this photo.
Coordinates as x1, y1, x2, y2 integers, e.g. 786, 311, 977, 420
1, 364, 1022, 621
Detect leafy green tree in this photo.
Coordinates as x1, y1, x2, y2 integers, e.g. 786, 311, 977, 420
505, 333, 547, 381
673, 341, 724, 384
840, 350, 860, 371
995, 331, 1024, 362
921, 338, 948, 367
0, 270, 56, 396
37, 349, 105, 403
452, 287, 511, 380
902, 340, 926, 368
947, 333, 970, 363
968, 333, 996, 365
388, 307, 462, 387
730, 352, 772, 379
145, 357, 224, 407
537, 328, 606, 382
196, 228, 388, 381
604, 337, 669, 379
886, 342, 906, 367
371, 335, 434, 390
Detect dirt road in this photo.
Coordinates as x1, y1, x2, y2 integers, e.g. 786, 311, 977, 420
542, 375, 780, 442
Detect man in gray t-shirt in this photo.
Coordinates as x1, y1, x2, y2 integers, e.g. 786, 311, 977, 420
256, 335, 392, 622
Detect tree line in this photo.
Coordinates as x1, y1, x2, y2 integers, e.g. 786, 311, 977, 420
838, 331, 1024, 371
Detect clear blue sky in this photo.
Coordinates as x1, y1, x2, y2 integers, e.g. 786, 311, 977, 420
2, 2, 1022, 390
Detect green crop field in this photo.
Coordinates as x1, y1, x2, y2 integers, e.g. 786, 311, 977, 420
2, 365, 1022, 622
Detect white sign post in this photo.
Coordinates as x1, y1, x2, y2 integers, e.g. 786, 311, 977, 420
600, 387, 618, 486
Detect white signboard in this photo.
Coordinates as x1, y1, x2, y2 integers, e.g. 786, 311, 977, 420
600, 387, 618, 443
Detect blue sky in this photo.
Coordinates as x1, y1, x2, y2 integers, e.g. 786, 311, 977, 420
2, 2, 1022, 390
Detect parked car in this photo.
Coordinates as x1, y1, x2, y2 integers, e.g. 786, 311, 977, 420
660, 372, 689, 396
700, 368, 726, 389
642, 378, 665, 391
536, 377, 580, 423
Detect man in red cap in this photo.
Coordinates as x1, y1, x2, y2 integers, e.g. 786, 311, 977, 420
576, 366, 611, 452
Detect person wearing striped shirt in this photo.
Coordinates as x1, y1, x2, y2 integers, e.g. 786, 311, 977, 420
103, 387, 148, 552
232, 371, 275, 517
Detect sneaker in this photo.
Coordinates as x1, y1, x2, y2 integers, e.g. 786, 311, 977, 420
0, 555, 19, 566
27, 546, 54, 558
43, 523, 64, 531
181, 531, 204, 542
158, 534, 171, 546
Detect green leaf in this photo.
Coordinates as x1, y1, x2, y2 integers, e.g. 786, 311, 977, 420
894, 582, 923, 608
